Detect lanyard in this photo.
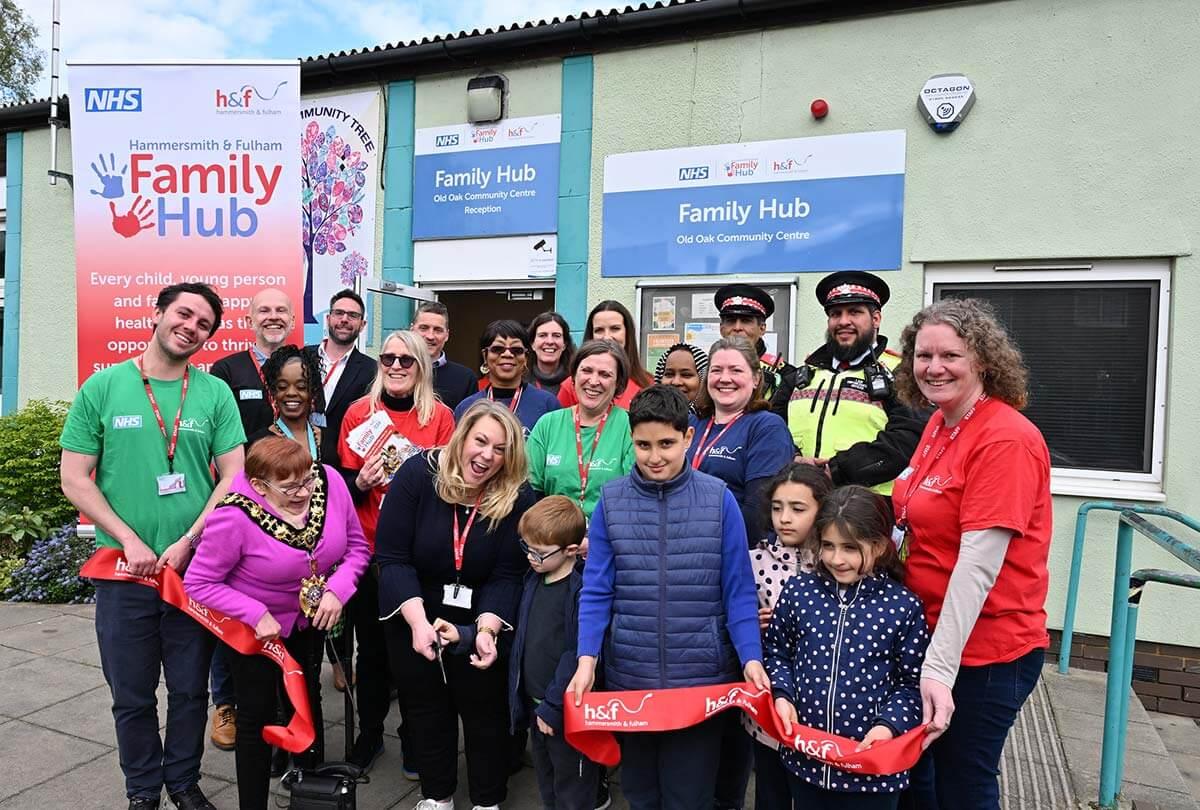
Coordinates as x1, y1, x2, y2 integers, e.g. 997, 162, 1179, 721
451, 494, 484, 574
895, 394, 988, 526
320, 343, 347, 388
486, 384, 523, 414
275, 418, 319, 460
137, 359, 189, 473
690, 412, 744, 470
248, 348, 268, 389
574, 405, 611, 510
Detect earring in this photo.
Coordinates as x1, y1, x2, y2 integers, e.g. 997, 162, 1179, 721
480, 362, 489, 374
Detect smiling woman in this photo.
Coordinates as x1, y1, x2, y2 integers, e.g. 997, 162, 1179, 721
453, 319, 560, 435
247, 345, 325, 460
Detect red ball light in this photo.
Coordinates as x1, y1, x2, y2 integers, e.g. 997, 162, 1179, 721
811, 99, 829, 119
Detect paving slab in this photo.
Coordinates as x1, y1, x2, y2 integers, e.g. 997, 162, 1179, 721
0, 602, 69, 631
0, 643, 36, 672
0, 612, 99, 656
23, 684, 121, 747
0, 719, 112, 802
53, 638, 104, 668
0, 655, 107, 718
1150, 713, 1200, 801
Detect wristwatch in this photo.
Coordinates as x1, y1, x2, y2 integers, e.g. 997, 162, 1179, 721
476, 625, 499, 641
184, 532, 201, 551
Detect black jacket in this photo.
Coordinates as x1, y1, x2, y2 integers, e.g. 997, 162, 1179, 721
433, 359, 479, 411
304, 344, 376, 466
210, 349, 275, 438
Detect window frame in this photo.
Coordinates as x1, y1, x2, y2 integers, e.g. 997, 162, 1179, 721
924, 260, 1170, 501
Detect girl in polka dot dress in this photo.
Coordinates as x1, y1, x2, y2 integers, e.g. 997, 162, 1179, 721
744, 463, 833, 810
763, 485, 930, 809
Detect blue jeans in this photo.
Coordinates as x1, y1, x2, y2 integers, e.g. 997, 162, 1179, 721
900, 648, 1044, 810
209, 642, 236, 707
95, 579, 216, 799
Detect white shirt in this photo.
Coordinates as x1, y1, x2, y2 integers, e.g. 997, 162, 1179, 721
318, 340, 351, 404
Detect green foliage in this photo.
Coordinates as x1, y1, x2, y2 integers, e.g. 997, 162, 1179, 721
0, 399, 74, 522
0, 555, 23, 594
0, 0, 42, 105
0, 506, 58, 558
5, 524, 94, 604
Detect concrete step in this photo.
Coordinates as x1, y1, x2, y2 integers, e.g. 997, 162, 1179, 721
1044, 666, 1200, 810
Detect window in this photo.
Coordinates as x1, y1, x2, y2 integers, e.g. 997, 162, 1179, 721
925, 261, 1169, 500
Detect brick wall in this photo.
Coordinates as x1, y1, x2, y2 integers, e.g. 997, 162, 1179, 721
1047, 630, 1200, 717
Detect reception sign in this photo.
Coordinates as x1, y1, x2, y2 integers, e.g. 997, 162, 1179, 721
68, 61, 301, 381
413, 114, 561, 239
601, 130, 905, 277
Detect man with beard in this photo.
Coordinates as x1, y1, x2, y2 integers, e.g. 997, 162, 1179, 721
772, 271, 926, 494
60, 283, 245, 810
714, 283, 794, 401
305, 289, 376, 465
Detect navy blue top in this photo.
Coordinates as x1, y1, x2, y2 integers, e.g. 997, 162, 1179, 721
454, 383, 561, 437
687, 409, 795, 543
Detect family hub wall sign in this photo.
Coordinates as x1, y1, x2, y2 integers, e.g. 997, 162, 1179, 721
412, 114, 561, 239
68, 61, 301, 382
601, 130, 906, 277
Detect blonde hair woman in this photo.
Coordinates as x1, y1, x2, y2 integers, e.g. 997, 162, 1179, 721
375, 400, 535, 810
334, 329, 455, 773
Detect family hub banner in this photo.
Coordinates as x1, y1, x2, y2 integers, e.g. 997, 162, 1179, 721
413, 114, 560, 239
300, 90, 381, 326
601, 130, 905, 277
68, 61, 301, 381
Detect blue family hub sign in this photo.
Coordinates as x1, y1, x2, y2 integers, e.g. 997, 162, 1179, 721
413, 114, 561, 239
601, 130, 906, 276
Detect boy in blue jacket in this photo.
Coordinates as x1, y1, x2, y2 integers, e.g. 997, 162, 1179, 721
436, 495, 599, 809
567, 385, 770, 810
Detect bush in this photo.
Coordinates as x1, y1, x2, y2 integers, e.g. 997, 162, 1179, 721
0, 556, 23, 594
5, 524, 95, 604
0, 399, 74, 522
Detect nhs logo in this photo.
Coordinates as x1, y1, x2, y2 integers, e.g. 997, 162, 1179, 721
84, 88, 142, 112
678, 165, 709, 181
112, 415, 142, 429
435, 134, 460, 148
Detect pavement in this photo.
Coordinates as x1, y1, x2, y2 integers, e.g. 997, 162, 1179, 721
0, 600, 1195, 809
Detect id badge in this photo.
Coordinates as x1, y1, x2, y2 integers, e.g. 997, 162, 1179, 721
897, 466, 914, 481
157, 473, 187, 496
443, 582, 473, 609
891, 524, 906, 549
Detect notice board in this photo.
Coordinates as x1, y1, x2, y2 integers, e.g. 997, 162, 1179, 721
634, 278, 797, 373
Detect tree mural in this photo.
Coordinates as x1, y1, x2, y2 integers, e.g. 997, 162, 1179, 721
301, 120, 368, 322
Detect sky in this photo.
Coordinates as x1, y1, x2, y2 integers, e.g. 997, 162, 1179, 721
11, 0, 612, 99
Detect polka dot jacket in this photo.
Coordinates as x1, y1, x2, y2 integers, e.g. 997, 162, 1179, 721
743, 539, 815, 750
763, 570, 930, 793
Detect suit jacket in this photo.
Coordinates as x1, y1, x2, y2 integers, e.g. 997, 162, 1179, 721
305, 343, 376, 466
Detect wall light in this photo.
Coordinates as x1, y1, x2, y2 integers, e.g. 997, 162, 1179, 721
467, 74, 506, 123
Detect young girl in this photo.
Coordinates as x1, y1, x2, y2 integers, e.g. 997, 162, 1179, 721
764, 485, 929, 809
745, 463, 834, 810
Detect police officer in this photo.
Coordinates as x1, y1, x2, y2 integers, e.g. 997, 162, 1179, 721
714, 283, 794, 401
770, 271, 927, 494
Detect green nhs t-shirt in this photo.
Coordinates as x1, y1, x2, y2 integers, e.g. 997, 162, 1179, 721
526, 406, 635, 520
60, 360, 245, 555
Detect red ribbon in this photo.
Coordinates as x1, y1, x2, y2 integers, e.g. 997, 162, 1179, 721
81, 547, 316, 753
564, 682, 926, 775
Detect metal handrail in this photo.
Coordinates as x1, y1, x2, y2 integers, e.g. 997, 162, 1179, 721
1094, 509, 1200, 809
1059, 501, 1192, 675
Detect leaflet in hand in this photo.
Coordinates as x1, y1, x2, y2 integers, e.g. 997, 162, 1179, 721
345, 410, 422, 477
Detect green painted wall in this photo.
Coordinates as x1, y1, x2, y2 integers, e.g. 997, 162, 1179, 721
588, 0, 1200, 645
3, 133, 23, 413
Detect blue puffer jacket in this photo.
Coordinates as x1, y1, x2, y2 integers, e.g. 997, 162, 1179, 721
764, 571, 929, 793
576, 464, 762, 690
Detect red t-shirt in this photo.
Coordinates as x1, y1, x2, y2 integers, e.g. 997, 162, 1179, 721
338, 396, 455, 550
556, 376, 643, 409
897, 397, 1052, 667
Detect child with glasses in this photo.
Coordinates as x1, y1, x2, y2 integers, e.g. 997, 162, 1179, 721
435, 495, 600, 809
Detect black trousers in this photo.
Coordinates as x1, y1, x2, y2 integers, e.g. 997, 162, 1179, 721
620, 714, 725, 810
530, 707, 600, 810
385, 618, 512, 806
346, 563, 413, 760
229, 627, 325, 810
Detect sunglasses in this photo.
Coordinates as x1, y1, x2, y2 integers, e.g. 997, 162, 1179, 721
518, 537, 564, 564
379, 353, 418, 369
487, 345, 527, 358
262, 474, 318, 497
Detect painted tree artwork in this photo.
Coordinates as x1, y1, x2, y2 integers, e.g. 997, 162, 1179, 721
301, 120, 368, 322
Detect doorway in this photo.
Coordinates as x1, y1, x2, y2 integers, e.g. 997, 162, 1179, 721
437, 287, 555, 370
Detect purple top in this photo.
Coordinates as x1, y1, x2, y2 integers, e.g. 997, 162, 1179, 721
184, 465, 370, 636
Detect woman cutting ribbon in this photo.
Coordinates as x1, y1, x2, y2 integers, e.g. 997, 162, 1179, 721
184, 437, 369, 810
248, 345, 325, 461
455, 319, 560, 435
375, 400, 535, 810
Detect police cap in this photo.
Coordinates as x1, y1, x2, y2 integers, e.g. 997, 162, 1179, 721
815, 271, 890, 310
714, 284, 774, 320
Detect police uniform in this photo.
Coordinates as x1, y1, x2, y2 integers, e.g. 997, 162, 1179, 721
713, 284, 795, 401
769, 271, 927, 494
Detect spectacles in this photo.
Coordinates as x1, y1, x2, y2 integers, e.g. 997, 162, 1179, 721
263, 474, 318, 497
487, 345, 527, 358
379, 354, 418, 368
330, 308, 364, 321
518, 537, 564, 564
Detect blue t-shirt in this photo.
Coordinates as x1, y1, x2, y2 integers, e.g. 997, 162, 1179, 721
687, 409, 795, 542
454, 383, 560, 437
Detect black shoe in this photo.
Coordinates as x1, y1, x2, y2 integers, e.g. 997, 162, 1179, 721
167, 785, 216, 810
128, 799, 160, 810
595, 768, 612, 810
347, 734, 384, 774
270, 746, 291, 777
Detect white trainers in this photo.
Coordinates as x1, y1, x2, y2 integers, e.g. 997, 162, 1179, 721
471, 806, 500, 810
413, 800, 454, 810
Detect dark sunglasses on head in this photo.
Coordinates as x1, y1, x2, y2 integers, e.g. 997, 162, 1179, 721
379, 353, 417, 369
518, 537, 564, 564
487, 345, 527, 357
